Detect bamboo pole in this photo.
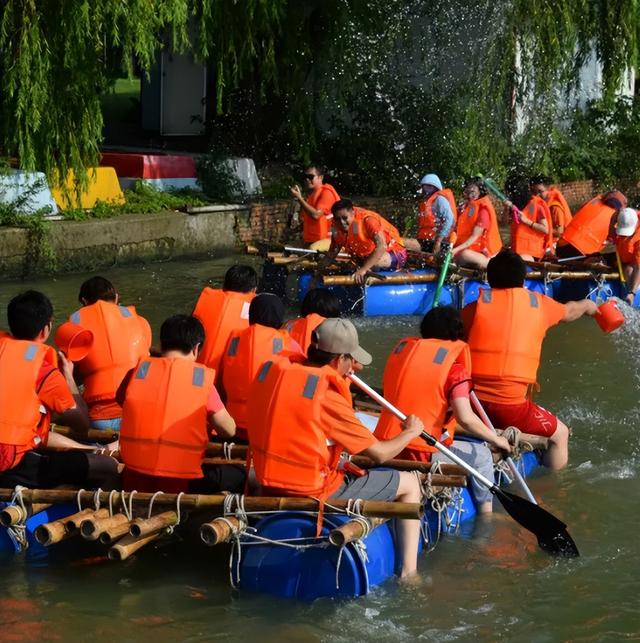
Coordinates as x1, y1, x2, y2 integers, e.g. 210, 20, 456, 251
200, 516, 246, 546
323, 272, 440, 287
66, 508, 109, 532
496, 429, 549, 450
108, 532, 160, 561
0, 490, 423, 520
51, 425, 118, 444
130, 511, 179, 538
99, 520, 133, 545
420, 474, 467, 488
80, 512, 130, 541
526, 271, 619, 281
328, 518, 387, 547
0, 503, 51, 527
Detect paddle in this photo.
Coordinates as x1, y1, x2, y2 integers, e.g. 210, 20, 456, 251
348, 373, 580, 557
433, 233, 457, 307
469, 391, 537, 504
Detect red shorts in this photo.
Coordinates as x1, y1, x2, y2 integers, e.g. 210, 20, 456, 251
479, 399, 558, 438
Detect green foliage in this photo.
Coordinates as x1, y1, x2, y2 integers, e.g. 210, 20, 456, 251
196, 154, 246, 202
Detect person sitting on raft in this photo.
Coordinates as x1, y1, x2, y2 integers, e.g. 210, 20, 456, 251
556, 190, 627, 259
451, 177, 503, 270
247, 318, 424, 579
0, 291, 119, 490
118, 314, 243, 494
374, 306, 511, 513
219, 293, 304, 440
506, 186, 553, 262
612, 207, 640, 304
285, 288, 342, 355
462, 250, 598, 470
290, 164, 340, 252
404, 173, 457, 258
529, 175, 573, 243
317, 199, 407, 284
192, 264, 257, 374
69, 276, 152, 431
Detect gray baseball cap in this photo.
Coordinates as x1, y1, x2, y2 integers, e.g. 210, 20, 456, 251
313, 318, 372, 365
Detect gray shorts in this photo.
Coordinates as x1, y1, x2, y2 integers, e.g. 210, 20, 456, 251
432, 438, 493, 506
330, 469, 400, 502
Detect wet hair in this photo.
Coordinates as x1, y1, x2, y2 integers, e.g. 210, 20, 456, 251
7, 290, 53, 340
78, 276, 117, 304
306, 164, 327, 177
487, 249, 526, 288
249, 293, 284, 329
331, 198, 354, 215
529, 174, 553, 188
300, 288, 342, 317
420, 306, 465, 341
462, 176, 487, 197
160, 315, 205, 354
602, 190, 628, 211
223, 265, 258, 293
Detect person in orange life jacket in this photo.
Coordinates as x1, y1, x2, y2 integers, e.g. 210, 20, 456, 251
192, 264, 258, 375
556, 190, 627, 259
219, 293, 304, 439
290, 164, 340, 252
318, 199, 407, 284
451, 177, 503, 270
0, 291, 119, 490
247, 318, 424, 578
403, 173, 456, 257
505, 189, 553, 262
461, 250, 598, 469
117, 315, 243, 494
284, 288, 342, 355
529, 175, 572, 241
71, 276, 152, 432
612, 207, 640, 303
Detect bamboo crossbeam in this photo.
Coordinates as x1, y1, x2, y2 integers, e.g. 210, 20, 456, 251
323, 272, 439, 287
200, 516, 246, 546
130, 511, 178, 538
0, 503, 50, 527
526, 271, 619, 281
51, 425, 118, 443
496, 429, 549, 451
328, 518, 387, 547
0, 489, 423, 520
420, 474, 467, 487
108, 532, 160, 561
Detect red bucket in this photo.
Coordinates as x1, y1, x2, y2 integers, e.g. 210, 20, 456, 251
54, 322, 94, 361
595, 300, 625, 334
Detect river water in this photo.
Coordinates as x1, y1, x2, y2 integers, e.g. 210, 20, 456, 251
0, 256, 638, 641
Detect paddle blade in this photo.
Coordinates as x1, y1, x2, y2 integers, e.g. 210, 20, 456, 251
493, 488, 580, 557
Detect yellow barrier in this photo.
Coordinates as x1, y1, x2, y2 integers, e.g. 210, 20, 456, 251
52, 167, 125, 210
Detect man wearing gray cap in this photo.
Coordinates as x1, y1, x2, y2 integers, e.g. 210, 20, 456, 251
613, 207, 640, 304
247, 318, 424, 579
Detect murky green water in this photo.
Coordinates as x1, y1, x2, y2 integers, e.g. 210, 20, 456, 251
0, 256, 638, 641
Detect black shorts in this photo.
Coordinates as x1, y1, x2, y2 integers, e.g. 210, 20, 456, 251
0, 450, 119, 490
418, 239, 451, 259
188, 464, 246, 494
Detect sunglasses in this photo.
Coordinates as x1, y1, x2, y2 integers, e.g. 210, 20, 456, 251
303, 173, 317, 181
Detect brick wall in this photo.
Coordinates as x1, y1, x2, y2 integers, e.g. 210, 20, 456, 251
237, 178, 640, 246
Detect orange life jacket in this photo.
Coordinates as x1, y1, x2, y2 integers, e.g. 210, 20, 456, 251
615, 224, 640, 264
284, 313, 326, 355
246, 359, 350, 497
70, 301, 150, 406
511, 196, 553, 258
221, 325, 300, 431
559, 196, 615, 255
302, 184, 340, 243
546, 187, 572, 234
193, 288, 255, 372
456, 196, 503, 256
467, 288, 551, 384
332, 207, 404, 257
417, 189, 458, 241
0, 339, 57, 448
375, 338, 471, 456
119, 357, 215, 479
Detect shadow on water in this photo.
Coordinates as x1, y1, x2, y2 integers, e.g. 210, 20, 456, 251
0, 257, 638, 640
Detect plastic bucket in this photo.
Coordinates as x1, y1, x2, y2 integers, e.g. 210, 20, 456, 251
595, 300, 624, 333
54, 322, 93, 361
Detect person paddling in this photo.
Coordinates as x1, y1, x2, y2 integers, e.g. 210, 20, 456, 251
317, 199, 407, 284
118, 315, 243, 494
246, 318, 424, 579
612, 207, 640, 303
375, 306, 511, 513
290, 164, 340, 252
462, 250, 598, 470
70, 276, 152, 431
